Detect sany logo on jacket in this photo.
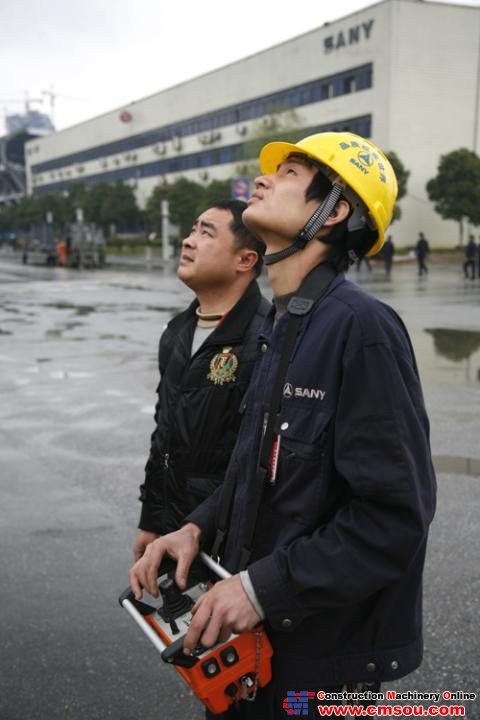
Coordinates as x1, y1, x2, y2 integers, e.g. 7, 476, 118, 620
283, 383, 327, 400
283, 691, 316, 715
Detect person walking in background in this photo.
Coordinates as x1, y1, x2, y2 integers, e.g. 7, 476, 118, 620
463, 234, 477, 280
477, 234, 480, 280
415, 231, 430, 276
55, 238, 67, 267
356, 254, 372, 272
133, 200, 269, 564
383, 234, 395, 276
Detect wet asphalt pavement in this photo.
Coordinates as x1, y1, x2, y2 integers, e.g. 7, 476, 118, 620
0, 255, 479, 719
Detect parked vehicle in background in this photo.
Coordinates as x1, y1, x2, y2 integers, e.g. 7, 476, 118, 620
18, 222, 106, 268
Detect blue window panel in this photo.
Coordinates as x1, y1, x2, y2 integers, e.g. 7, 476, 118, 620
32, 114, 372, 196
31, 64, 373, 175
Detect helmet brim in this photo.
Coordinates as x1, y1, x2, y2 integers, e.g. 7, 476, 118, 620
259, 141, 306, 176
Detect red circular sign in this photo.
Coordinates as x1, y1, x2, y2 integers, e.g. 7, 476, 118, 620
119, 111, 133, 123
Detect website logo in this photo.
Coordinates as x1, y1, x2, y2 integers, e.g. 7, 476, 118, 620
283, 691, 316, 715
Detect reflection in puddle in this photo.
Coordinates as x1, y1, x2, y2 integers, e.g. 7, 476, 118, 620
107, 284, 149, 292
49, 370, 94, 380
433, 455, 480, 478
416, 327, 480, 386
425, 328, 480, 362
45, 321, 85, 338
146, 305, 184, 313
99, 334, 128, 340
44, 302, 96, 316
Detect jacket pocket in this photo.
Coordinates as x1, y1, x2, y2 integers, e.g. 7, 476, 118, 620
261, 406, 334, 528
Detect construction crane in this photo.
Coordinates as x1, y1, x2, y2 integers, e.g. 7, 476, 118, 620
41, 88, 83, 127
0, 95, 44, 113
42, 89, 56, 125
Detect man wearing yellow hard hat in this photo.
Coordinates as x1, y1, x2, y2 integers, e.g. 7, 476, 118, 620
130, 132, 437, 719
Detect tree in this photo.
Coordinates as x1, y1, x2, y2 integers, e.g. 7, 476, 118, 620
167, 178, 205, 237
144, 183, 169, 234
103, 181, 142, 232
83, 181, 141, 234
235, 108, 304, 178
64, 182, 88, 220
8, 196, 41, 230
0, 204, 16, 233
426, 148, 480, 244
145, 178, 235, 243
386, 151, 409, 223
198, 179, 232, 215
35, 192, 69, 226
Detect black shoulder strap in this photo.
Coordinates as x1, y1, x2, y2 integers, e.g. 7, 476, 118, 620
211, 264, 337, 569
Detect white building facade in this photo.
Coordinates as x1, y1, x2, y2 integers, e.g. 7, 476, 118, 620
25, 0, 480, 247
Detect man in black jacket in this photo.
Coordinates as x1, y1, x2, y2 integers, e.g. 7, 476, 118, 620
134, 199, 269, 560
130, 135, 436, 719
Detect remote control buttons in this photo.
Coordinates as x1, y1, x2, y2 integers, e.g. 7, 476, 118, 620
220, 646, 239, 667
201, 658, 221, 678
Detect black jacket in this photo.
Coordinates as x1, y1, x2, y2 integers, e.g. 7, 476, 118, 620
139, 279, 270, 535
188, 268, 437, 687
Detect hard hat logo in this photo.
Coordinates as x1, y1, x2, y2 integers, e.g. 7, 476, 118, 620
357, 150, 375, 168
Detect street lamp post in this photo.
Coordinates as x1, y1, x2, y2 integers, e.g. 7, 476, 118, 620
161, 199, 170, 262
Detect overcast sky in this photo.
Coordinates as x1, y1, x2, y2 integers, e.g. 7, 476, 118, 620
1, 0, 478, 134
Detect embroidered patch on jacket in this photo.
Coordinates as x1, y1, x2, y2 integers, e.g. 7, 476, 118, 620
207, 346, 238, 385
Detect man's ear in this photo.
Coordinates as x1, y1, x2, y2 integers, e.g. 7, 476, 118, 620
236, 249, 258, 274
323, 199, 351, 227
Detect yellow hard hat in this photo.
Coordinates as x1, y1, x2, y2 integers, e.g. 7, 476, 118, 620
259, 131, 398, 256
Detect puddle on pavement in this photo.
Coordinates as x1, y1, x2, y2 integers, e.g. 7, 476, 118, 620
45, 321, 86, 338
411, 327, 480, 387
99, 334, 128, 340
146, 305, 184, 313
425, 328, 480, 363
433, 455, 480, 478
107, 284, 150, 291
44, 302, 96, 316
49, 370, 93, 380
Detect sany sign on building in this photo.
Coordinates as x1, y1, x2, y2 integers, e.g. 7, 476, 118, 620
231, 178, 251, 202
324, 19, 374, 52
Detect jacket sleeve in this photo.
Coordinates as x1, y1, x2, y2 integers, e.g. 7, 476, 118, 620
183, 484, 224, 551
247, 336, 437, 627
138, 326, 172, 532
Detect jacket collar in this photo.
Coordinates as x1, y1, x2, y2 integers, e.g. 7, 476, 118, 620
261, 264, 345, 343
168, 280, 263, 347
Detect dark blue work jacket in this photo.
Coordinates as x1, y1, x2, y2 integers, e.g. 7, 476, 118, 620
188, 269, 437, 687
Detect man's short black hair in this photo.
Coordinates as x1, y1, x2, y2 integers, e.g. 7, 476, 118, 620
304, 165, 377, 273
211, 199, 265, 277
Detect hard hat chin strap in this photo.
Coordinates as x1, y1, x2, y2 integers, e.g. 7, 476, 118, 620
264, 182, 345, 266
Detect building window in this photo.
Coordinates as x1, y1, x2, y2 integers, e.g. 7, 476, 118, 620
321, 83, 333, 100
30, 64, 373, 178
343, 76, 356, 94
32, 115, 372, 196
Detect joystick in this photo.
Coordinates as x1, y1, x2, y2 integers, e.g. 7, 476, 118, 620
159, 578, 194, 619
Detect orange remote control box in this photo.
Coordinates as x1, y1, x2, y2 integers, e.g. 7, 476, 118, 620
119, 553, 273, 714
